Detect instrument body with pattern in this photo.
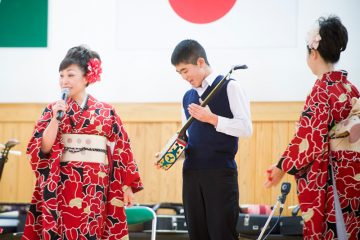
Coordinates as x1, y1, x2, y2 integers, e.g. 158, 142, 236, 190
156, 65, 248, 170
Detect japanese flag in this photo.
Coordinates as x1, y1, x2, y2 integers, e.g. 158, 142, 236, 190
116, 0, 297, 50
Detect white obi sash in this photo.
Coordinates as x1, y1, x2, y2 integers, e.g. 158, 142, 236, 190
329, 97, 360, 153
61, 134, 108, 164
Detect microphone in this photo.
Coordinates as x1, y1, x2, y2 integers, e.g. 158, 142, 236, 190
56, 88, 69, 121
279, 182, 291, 214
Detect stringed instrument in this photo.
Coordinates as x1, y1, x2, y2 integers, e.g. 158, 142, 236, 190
156, 64, 248, 170
0, 139, 20, 180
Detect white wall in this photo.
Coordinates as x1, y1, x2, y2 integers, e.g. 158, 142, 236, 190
0, 0, 359, 103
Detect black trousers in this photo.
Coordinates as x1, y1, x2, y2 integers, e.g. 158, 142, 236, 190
183, 168, 239, 240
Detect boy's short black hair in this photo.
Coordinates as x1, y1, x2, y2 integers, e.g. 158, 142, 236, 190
171, 39, 210, 66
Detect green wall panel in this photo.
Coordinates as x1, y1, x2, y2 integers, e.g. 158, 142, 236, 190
0, 0, 48, 47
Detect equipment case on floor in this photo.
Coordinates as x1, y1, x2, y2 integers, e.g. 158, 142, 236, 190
236, 213, 280, 236
279, 216, 303, 236
143, 203, 188, 233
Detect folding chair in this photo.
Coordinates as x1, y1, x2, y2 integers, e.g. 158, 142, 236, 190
125, 206, 157, 240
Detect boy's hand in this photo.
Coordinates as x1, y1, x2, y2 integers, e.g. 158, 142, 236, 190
154, 152, 162, 169
188, 103, 218, 126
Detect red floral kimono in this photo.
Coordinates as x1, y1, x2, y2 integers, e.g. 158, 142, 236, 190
277, 71, 360, 240
23, 95, 143, 240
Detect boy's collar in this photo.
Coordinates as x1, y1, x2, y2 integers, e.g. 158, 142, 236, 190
195, 71, 216, 90
205, 71, 217, 86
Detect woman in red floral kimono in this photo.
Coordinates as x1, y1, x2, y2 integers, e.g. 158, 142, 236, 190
23, 45, 143, 240
265, 16, 360, 239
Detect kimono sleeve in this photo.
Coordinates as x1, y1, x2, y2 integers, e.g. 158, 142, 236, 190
276, 84, 330, 175
26, 104, 53, 172
109, 109, 143, 193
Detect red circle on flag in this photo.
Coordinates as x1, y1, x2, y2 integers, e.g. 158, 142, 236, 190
169, 0, 236, 24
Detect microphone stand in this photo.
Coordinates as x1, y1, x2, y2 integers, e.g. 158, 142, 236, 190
256, 196, 282, 240
257, 182, 290, 240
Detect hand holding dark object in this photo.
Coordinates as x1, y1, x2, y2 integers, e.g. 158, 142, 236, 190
55, 88, 69, 121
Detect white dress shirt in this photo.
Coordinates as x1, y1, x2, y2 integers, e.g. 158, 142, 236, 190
182, 71, 252, 138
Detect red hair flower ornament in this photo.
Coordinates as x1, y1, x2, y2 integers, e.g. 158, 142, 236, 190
86, 58, 102, 84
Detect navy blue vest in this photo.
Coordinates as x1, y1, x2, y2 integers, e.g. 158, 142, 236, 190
183, 75, 238, 170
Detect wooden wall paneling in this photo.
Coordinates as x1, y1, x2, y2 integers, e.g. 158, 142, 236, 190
127, 122, 183, 204
152, 122, 173, 203
237, 123, 257, 204
0, 104, 45, 123
16, 123, 36, 202
251, 102, 303, 122
123, 122, 148, 202
156, 122, 183, 204
114, 103, 181, 123
0, 102, 306, 216
253, 122, 273, 205
237, 137, 254, 204
143, 123, 170, 203
270, 122, 296, 216
0, 123, 21, 202
155, 122, 183, 203
127, 122, 151, 203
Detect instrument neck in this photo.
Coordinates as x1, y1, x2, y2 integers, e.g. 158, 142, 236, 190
178, 72, 231, 138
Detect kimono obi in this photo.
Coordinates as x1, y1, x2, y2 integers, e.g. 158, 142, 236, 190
330, 137, 360, 153
329, 97, 360, 153
61, 134, 108, 164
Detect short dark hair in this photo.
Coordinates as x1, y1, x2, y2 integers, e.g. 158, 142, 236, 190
171, 39, 210, 66
59, 45, 101, 74
309, 15, 348, 64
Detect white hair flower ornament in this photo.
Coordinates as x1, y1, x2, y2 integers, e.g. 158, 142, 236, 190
306, 25, 322, 50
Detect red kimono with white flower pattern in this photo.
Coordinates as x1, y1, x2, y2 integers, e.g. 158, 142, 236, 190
277, 71, 360, 240
23, 95, 143, 240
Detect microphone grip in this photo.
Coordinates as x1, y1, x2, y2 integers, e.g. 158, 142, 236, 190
56, 88, 69, 121
279, 194, 287, 204
56, 110, 64, 121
